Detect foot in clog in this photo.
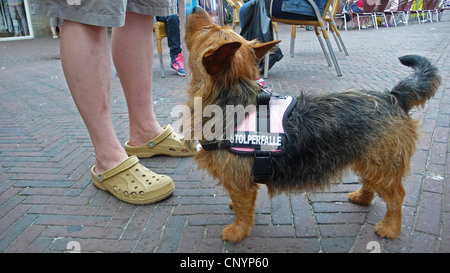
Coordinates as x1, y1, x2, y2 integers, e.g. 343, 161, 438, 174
125, 124, 197, 158
91, 156, 174, 205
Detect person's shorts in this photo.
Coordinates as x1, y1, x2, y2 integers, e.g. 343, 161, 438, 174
31, 0, 177, 27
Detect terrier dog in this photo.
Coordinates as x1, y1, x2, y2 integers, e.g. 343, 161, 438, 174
184, 6, 441, 242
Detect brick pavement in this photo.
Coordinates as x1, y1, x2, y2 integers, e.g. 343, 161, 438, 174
0, 15, 449, 253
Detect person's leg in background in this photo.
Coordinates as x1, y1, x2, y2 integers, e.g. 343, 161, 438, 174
156, 15, 185, 76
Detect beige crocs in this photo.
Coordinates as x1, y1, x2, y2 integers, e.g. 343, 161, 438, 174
125, 124, 197, 158
91, 156, 174, 205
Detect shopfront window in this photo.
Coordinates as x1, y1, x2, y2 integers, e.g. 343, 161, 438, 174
1, 0, 33, 40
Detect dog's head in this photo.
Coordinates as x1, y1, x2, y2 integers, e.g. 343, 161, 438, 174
186, 6, 280, 85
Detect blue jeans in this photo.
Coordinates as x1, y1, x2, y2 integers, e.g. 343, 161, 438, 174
156, 15, 182, 63
280, 0, 327, 17
238, 0, 253, 29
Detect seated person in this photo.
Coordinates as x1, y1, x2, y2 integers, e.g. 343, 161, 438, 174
239, 0, 328, 74
155, 0, 198, 77
156, 15, 185, 76
383, 0, 399, 27
347, 0, 373, 29
240, 0, 327, 24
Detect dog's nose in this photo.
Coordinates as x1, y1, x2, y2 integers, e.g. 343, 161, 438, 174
192, 5, 203, 13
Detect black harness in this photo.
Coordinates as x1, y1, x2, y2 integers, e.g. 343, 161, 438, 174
200, 86, 296, 184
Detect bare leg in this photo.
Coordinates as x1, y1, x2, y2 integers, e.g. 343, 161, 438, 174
60, 21, 128, 174
51, 26, 57, 36
111, 12, 163, 147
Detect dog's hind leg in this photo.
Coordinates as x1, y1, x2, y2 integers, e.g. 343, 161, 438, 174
351, 117, 417, 239
221, 182, 259, 242
374, 178, 405, 239
352, 162, 405, 239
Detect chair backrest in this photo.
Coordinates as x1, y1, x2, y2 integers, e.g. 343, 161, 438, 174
397, 0, 409, 10
425, 0, 440, 9
331, 0, 345, 15
337, 0, 348, 14
363, 0, 377, 12
377, 0, 390, 11
271, 0, 335, 23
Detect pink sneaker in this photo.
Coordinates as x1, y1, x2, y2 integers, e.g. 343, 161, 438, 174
170, 53, 185, 76
255, 77, 265, 87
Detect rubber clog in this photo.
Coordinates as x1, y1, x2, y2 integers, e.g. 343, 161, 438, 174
91, 155, 174, 205
125, 124, 197, 158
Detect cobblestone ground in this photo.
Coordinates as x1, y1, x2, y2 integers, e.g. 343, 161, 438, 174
1, 14, 449, 253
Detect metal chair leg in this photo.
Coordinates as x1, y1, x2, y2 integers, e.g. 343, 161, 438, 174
290, 25, 296, 58
264, 53, 269, 79
321, 27, 342, 76
315, 27, 332, 67
159, 52, 165, 78
329, 23, 343, 52
336, 33, 349, 56
330, 22, 348, 55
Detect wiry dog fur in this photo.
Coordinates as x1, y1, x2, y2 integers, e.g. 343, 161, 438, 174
185, 7, 441, 242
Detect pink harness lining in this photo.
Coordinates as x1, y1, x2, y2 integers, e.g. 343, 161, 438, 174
231, 96, 293, 152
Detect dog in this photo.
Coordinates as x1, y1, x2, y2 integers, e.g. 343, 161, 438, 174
184, 6, 441, 242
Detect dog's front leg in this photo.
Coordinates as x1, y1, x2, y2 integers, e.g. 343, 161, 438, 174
222, 182, 259, 242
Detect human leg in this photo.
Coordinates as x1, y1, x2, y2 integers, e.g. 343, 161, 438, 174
164, 15, 185, 76
113, 12, 195, 155
50, 17, 59, 38
16, 4, 29, 35
156, 15, 182, 63
61, 19, 175, 205
111, 12, 163, 147
60, 20, 129, 174
8, 6, 20, 35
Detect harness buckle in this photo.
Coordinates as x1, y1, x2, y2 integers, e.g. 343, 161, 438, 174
253, 151, 272, 184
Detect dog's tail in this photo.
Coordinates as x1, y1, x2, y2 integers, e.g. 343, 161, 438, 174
390, 55, 441, 112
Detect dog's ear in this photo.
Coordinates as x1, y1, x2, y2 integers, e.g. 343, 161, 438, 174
203, 42, 242, 76
252, 40, 281, 61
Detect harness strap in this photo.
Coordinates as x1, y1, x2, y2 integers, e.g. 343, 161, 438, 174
252, 93, 272, 184
200, 139, 229, 151
256, 93, 271, 133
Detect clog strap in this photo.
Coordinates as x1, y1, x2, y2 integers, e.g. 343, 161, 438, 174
146, 125, 174, 148
97, 155, 139, 181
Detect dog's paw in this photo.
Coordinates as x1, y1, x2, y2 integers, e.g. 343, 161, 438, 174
348, 190, 374, 205
222, 223, 251, 242
374, 220, 401, 239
